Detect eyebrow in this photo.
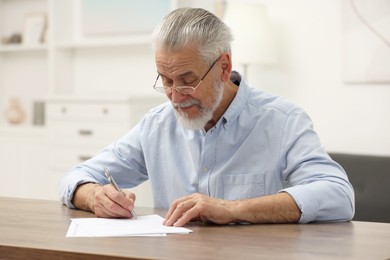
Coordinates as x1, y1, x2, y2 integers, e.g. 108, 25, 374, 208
158, 70, 198, 80
178, 71, 197, 78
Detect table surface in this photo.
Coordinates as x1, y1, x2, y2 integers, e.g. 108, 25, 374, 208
0, 197, 389, 260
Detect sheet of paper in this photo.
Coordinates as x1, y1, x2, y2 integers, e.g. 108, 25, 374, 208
66, 214, 192, 237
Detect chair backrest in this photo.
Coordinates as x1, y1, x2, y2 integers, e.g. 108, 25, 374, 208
330, 153, 390, 223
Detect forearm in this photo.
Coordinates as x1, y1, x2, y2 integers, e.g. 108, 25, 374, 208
233, 192, 301, 224
163, 192, 301, 227
72, 183, 101, 212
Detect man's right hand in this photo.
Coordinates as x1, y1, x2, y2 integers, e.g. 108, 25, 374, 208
72, 183, 136, 218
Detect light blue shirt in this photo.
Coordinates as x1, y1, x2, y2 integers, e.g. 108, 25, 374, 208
59, 79, 355, 223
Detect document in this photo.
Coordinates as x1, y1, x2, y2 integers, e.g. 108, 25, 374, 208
66, 214, 192, 237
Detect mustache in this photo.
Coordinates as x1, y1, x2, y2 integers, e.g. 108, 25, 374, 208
172, 98, 201, 109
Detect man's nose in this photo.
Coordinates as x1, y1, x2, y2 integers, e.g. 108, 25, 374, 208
169, 88, 187, 103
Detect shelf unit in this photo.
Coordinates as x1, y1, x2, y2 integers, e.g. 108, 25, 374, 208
0, 0, 168, 126
0, 0, 220, 126
0, 0, 48, 125
0, 0, 221, 202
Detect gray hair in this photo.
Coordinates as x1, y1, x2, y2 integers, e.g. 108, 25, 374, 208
152, 8, 233, 65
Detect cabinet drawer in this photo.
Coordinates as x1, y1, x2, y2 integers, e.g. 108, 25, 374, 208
46, 103, 132, 122
49, 146, 103, 171
48, 123, 128, 145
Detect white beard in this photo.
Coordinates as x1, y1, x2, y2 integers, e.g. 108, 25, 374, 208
173, 80, 224, 130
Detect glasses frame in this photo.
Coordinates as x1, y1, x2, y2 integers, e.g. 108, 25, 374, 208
153, 55, 221, 95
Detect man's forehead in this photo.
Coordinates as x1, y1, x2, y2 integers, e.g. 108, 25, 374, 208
157, 48, 197, 61
155, 49, 203, 77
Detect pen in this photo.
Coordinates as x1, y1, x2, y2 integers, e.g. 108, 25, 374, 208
104, 167, 137, 219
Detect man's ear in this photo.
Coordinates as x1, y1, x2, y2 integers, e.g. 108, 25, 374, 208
220, 53, 232, 82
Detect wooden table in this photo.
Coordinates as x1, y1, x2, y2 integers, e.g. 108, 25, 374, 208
0, 197, 389, 260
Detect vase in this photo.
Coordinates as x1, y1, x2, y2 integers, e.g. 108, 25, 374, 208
5, 98, 26, 124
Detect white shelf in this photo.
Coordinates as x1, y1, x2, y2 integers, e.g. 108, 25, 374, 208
54, 35, 152, 49
0, 45, 48, 53
0, 125, 47, 138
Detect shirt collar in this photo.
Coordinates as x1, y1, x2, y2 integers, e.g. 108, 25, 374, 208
221, 73, 251, 130
186, 71, 251, 134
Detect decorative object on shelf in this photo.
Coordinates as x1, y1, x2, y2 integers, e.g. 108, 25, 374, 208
22, 13, 47, 45
4, 97, 26, 125
81, 0, 170, 35
32, 101, 45, 126
9, 33, 23, 44
1, 33, 22, 45
223, 0, 277, 79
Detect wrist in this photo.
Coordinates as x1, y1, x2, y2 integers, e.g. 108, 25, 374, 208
73, 182, 101, 212
228, 199, 244, 223
89, 183, 102, 213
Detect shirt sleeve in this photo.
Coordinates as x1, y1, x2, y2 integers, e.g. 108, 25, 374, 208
58, 170, 102, 209
278, 108, 355, 223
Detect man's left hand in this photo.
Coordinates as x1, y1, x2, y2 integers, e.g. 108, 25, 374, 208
163, 193, 238, 227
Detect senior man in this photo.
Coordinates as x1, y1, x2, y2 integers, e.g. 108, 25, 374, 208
60, 8, 354, 226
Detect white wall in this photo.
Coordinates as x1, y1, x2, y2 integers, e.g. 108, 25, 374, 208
2, 0, 388, 158
244, 0, 390, 156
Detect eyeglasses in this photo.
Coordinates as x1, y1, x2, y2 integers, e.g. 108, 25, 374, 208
152, 56, 220, 95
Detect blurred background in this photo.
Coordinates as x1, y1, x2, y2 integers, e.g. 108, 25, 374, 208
0, 0, 389, 204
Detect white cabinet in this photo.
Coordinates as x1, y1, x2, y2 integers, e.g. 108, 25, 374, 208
46, 97, 163, 207
46, 98, 153, 170
0, 127, 51, 200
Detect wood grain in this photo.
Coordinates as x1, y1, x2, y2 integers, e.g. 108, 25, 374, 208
0, 197, 389, 260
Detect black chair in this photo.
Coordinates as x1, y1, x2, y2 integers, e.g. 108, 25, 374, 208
330, 153, 390, 223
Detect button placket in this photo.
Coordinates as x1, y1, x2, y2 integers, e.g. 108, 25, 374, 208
198, 129, 217, 196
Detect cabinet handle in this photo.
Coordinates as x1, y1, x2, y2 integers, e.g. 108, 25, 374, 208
78, 129, 93, 136
79, 155, 92, 161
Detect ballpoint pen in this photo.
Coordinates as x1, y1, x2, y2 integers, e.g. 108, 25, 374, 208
104, 167, 137, 219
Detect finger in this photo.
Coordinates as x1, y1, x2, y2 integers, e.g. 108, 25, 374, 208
123, 190, 136, 210
163, 197, 187, 225
94, 202, 125, 218
164, 199, 196, 226
94, 191, 126, 218
124, 190, 136, 201
101, 185, 133, 218
102, 197, 132, 218
123, 190, 137, 219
